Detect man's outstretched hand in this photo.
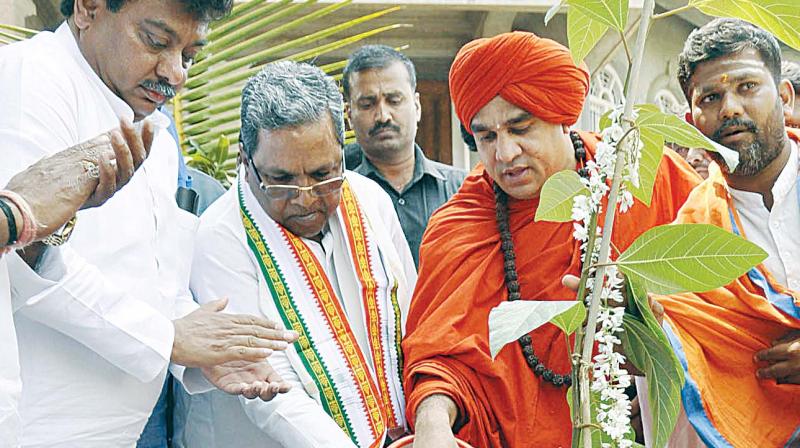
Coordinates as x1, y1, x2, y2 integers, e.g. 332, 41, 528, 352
202, 360, 292, 401
172, 298, 299, 368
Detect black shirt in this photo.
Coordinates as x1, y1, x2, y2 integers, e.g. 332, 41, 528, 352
346, 143, 467, 267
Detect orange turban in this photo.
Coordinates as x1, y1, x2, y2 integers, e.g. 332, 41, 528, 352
450, 31, 590, 131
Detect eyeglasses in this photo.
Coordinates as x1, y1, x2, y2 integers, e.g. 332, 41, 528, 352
247, 155, 345, 200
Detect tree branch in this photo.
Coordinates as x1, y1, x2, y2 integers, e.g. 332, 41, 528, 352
577, 0, 656, 446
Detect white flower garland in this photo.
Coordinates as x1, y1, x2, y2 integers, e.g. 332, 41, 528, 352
570, 106, 642, 447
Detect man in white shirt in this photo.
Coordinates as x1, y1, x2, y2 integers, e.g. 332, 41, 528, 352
1, 123, 151, 448
642, 18, 800, 447
179, 61, 417, 448
0, 0, 298, 445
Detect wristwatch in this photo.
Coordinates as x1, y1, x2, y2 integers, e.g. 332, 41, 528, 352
42, 216, 77, 246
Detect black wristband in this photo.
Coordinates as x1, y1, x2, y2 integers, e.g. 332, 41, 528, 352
0, 198, 18, 246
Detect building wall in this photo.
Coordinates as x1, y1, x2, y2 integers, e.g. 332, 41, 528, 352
0, 0, 36, 27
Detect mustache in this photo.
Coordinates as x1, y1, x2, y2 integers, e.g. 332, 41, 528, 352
140, 79, 177, 101
711, 117, 759, 142
369, 122, 400, 137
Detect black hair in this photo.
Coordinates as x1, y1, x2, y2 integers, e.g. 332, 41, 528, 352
677, 18, 782, 101
460, 124, 477, 152
342, 44, 416, 99
60, 0, 232, 22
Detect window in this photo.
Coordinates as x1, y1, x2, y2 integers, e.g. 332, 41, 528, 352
581, 65, 624, 132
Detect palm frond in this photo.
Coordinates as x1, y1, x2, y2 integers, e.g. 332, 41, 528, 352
0, 24, 37, 46
175, 0, 407, 184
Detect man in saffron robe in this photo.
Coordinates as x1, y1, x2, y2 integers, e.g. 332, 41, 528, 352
655, 18, 800, 447
402, 31, 701, 448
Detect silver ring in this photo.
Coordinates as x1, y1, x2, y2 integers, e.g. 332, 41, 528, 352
81, 160, 100, 179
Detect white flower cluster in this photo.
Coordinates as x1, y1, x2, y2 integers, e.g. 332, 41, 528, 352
592, 265, 633, 448
599, 107, 643, 214
570, 107, 638, 447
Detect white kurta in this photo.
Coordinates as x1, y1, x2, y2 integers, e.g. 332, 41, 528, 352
0, 257, 20, 448
729, 140, 800, 288
0, 23, 203, 447
0, 253, 60, 448
178, 171, 416, 448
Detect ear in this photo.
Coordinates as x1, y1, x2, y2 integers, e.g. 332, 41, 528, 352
684, 111, 694, 126
414, 91, 421, 123
562, 124, 569, 134
779, 78, 795, 120
238, 143, 246, 170
73, 0, 102, 30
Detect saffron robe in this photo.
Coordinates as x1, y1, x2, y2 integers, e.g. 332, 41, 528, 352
402, 132, 701, 447
659, 130, 800, 448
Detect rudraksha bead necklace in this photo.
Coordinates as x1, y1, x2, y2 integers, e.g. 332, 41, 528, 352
493, 131, 588, 387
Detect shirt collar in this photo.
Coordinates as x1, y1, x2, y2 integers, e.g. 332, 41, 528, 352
727, 138, 799, 206
356, 143, 445, 185
54, 22, 169, 130
415, 145, 447, 181
771, 138, 799, 200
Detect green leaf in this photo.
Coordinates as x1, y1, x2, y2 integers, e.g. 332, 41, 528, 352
627, 127, 664, 206
617, 223, 767, 294
598, 109, 614, 132
534, 170, 589, 223
625, 277, 669, 345
214, 135, 231, 166
635, 104, 740, 172
621, 315, 685, 448
545, 0, 566, 25
488, 301, 583, 359
689, 0, 800, 51
568, 0, 628, 31
550, 302, 587, 335
567, 7, 610, 64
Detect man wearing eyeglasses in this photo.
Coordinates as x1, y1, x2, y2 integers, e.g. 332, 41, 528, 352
180, 60, 417, 447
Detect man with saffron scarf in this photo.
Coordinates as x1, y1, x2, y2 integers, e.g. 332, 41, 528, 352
183, 61, 416, 447
654, 18, 800, 447
403, 31, 701, 448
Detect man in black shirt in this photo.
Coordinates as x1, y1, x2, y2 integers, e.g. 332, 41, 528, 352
343, 45, 466, 267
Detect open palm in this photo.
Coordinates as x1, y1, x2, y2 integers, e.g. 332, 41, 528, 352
202, 360, 291, 401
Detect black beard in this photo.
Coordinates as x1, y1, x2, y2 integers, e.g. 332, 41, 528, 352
709, 111, 786, 176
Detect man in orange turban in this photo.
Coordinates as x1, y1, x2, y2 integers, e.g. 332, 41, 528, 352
402, 31, 701, 447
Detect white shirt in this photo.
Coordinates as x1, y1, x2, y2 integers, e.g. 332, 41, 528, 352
177, 172, 416, 448
0, 257, 20, 448
0, 253, 60, 448
729, 140, 800, 288
0, 23, 203, 447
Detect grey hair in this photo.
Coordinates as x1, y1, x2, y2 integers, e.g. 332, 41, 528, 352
240, 60, 345, 158
783, 60, 800, 94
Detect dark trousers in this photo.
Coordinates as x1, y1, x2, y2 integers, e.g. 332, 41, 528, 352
137, 374, 173, 448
